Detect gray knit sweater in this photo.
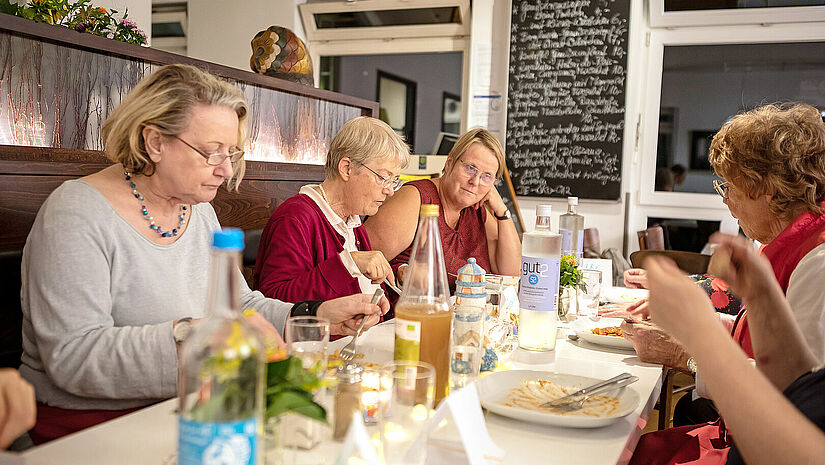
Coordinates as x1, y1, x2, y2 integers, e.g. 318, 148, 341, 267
19, 180, 292, 410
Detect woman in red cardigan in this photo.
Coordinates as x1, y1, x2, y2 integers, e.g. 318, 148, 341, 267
253, 116, 408, 304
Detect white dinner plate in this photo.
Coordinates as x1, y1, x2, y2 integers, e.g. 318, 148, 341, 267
571, 317, 635, 350
601, 287, 648, 304
477, 370, 640, 428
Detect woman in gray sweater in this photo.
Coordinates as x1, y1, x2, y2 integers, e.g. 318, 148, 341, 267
19, 64, 387, 443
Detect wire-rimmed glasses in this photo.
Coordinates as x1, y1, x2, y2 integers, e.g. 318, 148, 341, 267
359, 162, 403, 191
459, 160, 495, 186
713, 179, 729, 199
173, 135, 244, 166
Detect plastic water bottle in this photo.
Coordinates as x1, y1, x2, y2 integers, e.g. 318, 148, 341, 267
177, 229, 266, 465
559, 197, 584, 259
518, 205, 561, 351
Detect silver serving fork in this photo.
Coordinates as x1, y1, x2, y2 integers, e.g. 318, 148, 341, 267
339, 288, 384, 361
540, 372, 639, 411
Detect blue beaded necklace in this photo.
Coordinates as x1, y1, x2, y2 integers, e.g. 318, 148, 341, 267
124, 171, 187, 237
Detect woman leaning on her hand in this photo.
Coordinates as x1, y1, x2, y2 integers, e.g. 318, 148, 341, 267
19, 64, 386, 444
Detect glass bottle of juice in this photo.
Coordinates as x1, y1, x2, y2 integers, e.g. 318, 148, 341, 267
518, 205, 562, 351
178, 229, 266, 465
394, 204, 452, 403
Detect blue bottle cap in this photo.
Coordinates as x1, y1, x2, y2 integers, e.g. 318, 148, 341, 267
212, 228, 244, 251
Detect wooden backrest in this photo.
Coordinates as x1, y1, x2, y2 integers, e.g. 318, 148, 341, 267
637, 225, 666, 251
629, 250, 711, 275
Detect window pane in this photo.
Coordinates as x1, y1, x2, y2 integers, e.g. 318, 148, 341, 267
655, 42, 825, 193
664, 0, 824, 12
314, 7, 459, 29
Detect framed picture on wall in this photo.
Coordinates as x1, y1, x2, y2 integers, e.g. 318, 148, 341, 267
441, 92, 461, 134
376, 70, 417, 152
689, 130, 716, 170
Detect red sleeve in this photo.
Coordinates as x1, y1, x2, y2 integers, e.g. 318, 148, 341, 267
255, 214, 361, 303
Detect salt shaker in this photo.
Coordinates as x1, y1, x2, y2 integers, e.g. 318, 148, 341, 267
333, 361, 363, 440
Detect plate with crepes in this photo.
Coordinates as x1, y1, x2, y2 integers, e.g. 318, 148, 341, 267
477, 370, 640, 428
571, 317, 635, 350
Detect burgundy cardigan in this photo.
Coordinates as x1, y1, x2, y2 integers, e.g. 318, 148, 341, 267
253, 194, 374, 303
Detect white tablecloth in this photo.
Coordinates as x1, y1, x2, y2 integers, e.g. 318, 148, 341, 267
21, 320, 663, 465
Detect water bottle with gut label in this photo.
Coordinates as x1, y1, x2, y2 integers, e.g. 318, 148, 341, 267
518, 205, 561, 351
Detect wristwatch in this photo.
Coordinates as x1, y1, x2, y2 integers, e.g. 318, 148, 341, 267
494, 209, 511, 221
173, 317, 193, 344
686, 357, 698, 374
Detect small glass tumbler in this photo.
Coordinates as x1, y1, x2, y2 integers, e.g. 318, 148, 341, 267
379, 361, 435, 465
285, 316, 330, 379
579, 269, 603, 319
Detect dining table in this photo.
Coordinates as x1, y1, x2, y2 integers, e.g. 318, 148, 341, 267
20, 304, 664, 465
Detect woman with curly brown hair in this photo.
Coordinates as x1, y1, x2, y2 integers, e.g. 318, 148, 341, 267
629, 102, 825, 465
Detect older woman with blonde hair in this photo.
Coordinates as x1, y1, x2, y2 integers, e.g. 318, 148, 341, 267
253, 116, 409, 303
365, 128, 521, 290
20, 65, 386, 443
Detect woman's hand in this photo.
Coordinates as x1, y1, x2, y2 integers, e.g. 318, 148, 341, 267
623, 268, 648, 289
643, 256, 720, 351
599, 299, 650, 320
317, 293, 389, 336
475, 182, 507, 217
351, 251, 395, 285
708, 233, 781, 304
620, 319, 691, 371
0, 369, 36, 448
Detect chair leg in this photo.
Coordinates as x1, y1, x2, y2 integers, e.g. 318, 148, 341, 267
658, 369, 675, 430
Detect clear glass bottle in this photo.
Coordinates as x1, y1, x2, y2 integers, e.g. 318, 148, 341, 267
178, 228, 266, 465
559, 197, 584, 259
518, 205, 562, 351
394, 204, 452, 403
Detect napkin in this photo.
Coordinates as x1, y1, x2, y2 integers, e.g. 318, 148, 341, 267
427, 383, 506, 465
336, 412, 381, 465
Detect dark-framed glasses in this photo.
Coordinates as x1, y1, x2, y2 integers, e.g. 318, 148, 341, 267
713, 179, 729, 199
459, 160, 495, 186
358, 162, 403, 191
173, 135, 244, 166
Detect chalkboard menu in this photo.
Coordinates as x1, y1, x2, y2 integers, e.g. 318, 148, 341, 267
507, 0, 630, 200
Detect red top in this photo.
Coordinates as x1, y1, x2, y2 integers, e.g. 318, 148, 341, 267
390, 179, 492, 291
254, 194, 375, 303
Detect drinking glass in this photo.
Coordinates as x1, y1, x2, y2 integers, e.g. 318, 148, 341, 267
379, 361, 435, 465
285, 316, 330, 378
579, 269, 602, 319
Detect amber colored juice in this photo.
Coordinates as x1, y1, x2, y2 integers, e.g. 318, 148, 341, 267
394, 301, 453, 404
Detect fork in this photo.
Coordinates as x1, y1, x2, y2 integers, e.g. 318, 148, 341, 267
339, 288, 384, 361
540, 373, 638, 411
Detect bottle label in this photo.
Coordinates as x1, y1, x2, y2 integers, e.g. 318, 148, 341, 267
559, 229, 584, 255
178, 417, 258, 465
393, 318, 421, 362
519, 255, 561, 312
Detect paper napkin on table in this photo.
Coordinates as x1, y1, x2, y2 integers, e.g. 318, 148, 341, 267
427, 383, 506, 465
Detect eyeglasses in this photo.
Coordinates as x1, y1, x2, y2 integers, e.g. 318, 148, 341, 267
173, 135, 244, 166
713, 179, 730, 199
358, 162, 403, 191
459, 160, 495, 186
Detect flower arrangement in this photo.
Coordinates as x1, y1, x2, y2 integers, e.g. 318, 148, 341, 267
0, 0, 148, 45
559, 255, 584, 289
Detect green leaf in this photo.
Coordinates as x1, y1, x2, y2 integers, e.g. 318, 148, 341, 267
266, 390, 327, 422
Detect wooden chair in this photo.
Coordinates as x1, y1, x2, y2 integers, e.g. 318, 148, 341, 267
637, 225, 666, 250
583, 227, 601, 258
629, 249, 710, 275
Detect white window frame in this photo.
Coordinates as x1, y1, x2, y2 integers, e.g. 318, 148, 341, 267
629, 19, 825, 251
648, 0, 825, 28
299, 0, 470, 42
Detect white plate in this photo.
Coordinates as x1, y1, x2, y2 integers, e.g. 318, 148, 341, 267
571, 318, 635, 350
477, 370, 640, 428
601, 287, 648, 304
